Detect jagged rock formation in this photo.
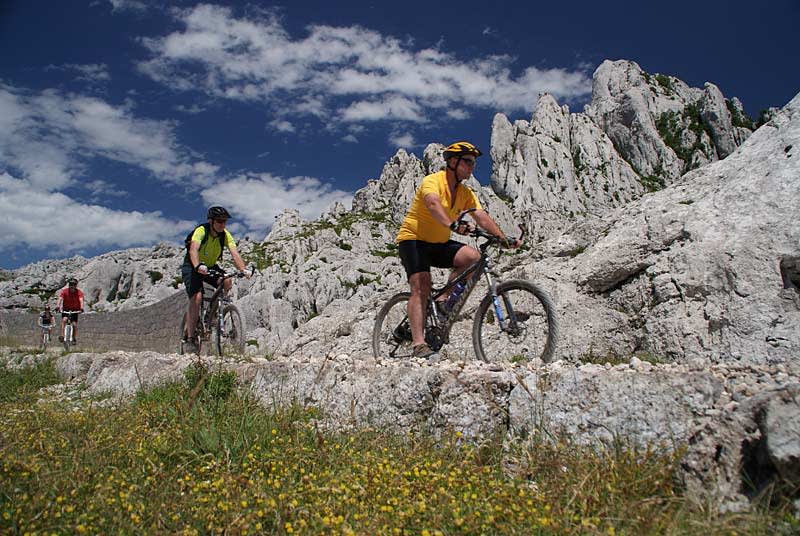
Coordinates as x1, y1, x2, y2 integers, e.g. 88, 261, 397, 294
490, 94, 645, 240
585, 59, 754, 179
0, 243, 184, 312
490, 59, 756, 242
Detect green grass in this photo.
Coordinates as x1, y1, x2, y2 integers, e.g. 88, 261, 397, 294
0, 360, 795, 535
0, 356, 61, 403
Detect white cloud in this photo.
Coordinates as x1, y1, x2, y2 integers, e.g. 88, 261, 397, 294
389, 132, 415, 149
107, 0, 150, 13
201, 173, 353, 234
175, 103, 206, 114
85, 179, 128, 198
342, 134, 358, 143
137, 4, 591, 125
446, 109, 470, 120
0, 172, 189, 253
0, 83, 218, 190
341, 96, 424, 122
45, 63, 111, 83
269, 119, 295, 133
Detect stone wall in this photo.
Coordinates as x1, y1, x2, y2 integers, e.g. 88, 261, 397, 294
0, 291, 186, 353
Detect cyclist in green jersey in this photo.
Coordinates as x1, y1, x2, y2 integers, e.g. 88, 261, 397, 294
181, 206, 249, 353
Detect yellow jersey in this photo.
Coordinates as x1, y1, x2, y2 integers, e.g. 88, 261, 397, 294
396, 170, 481, 243
190, 225, 236, 266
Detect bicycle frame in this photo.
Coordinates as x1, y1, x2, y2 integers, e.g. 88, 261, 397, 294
38, 323, 53, 348
61, 310, 81, 350
197, 280, 227, 340
425, 230, 523, 348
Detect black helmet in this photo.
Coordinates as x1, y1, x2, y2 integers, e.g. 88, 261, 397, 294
44, 304, 51, 310
207, 206, 231, 220
442, 141, 482, 160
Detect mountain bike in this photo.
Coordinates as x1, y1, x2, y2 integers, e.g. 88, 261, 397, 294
373, 210, 559, 363
60, 310, 81, 351
37, 320, 54, 351
179, 267, 249, 357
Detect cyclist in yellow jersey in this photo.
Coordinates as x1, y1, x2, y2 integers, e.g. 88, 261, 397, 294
181, 206, 249, 353
397, 141, 520, 359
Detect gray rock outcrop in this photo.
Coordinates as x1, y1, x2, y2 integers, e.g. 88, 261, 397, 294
6, 347, 792, 512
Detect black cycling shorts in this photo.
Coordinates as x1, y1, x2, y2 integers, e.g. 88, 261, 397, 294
61, 312, 79, 322
181, 262, 222, 297
398, 240, 465, 279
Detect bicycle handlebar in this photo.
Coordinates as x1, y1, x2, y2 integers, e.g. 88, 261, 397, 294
206, 266, 255, 280
60, 310, 83, 314
454, 209, 525, 247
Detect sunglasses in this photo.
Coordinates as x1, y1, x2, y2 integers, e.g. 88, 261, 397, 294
461, 157, 477, 166
213, 218, 228, 224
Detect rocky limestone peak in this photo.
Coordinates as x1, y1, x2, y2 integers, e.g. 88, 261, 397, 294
530, 93, 571, 146
351, 148, 426, 221
584, 59, 753, 183
491, 100, 644, 241
566, 90, 800, 363
265, 208, 306, 241
322, 200, 349, 219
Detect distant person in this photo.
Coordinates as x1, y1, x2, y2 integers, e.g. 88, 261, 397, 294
38, 303, 55, 334
56, 277, 84, 344
181, 206, 249, 353
396, 141, 520, 359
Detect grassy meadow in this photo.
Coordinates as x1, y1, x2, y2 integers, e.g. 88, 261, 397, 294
1, 355, 797, 535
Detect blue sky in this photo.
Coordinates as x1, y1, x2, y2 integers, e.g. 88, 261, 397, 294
1, 0, 797, 269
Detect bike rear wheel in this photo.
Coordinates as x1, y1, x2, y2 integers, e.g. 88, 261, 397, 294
215, 305, 245, 356
372, 292, 415, 359
473, 279, 558, 363
40, 330, 49, 351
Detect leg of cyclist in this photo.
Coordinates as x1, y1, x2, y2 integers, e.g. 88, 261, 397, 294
181, 262, 205, 351
59, 314, 67, 342
222, 270, 233, 301
71, 315, 78, 343
399, 240, 466, 359
407, 271, 432, 349
186, 291, 202, 340
442, 244, 480, 300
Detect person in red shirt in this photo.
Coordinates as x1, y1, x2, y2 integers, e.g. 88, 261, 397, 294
56, 277, 85, 344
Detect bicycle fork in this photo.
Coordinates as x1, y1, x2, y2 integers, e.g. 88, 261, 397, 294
483, 262, 519, 333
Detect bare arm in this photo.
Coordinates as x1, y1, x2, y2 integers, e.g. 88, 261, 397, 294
188, 241, 205, 273
472, 209, 521, 247
423, 193, 457, 228
228, 245, 249, 276
471, 209, 505, 239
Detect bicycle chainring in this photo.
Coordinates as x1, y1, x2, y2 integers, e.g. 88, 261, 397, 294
425, 327, 445, 351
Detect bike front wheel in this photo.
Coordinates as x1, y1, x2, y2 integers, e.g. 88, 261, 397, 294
473, 279, 558, 363
63, 324, 72, 351
372, 292, 415, 360
215, 305, 245, 356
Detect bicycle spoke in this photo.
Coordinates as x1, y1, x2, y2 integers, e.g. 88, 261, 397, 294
218, 305, 245, 357
373, 293, 415, 359
473, 280, 558, 363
